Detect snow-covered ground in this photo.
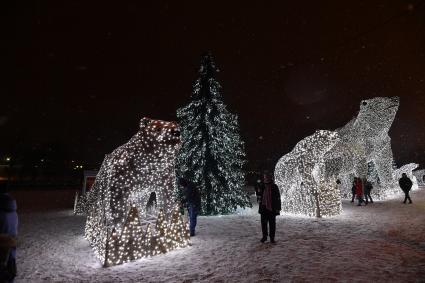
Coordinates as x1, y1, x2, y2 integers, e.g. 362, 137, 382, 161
14, 188, 425, 282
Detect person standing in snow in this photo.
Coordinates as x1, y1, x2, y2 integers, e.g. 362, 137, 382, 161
351, 178, 356, 203
0, 181, 18, 283
398, 173, 413, 204
364, 179, 373, 205
178, 177, 201, 236
355, 177, 364, 206
257, 172, 281, 243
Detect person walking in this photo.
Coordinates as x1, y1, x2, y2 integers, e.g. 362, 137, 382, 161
399, 173, 413, 204
351, 178, 356, 203
178, 177, 201, 236
257, 172, 281, 243
0, 181, 18, 283
355, 177, 364, 206
364, 179, 374, 205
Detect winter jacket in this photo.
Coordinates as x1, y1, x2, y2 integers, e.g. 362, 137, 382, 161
257, 183, 281, 215
364, 181, 373, 194
0, 193, 18, 262
399, 176, 413, 192
355, 179, 363, 197
183, 182, 201, 211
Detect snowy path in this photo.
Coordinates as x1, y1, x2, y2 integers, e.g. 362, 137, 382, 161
15, 189, 425, 282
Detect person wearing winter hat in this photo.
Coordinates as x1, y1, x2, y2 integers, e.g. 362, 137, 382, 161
257, 171, 281, 243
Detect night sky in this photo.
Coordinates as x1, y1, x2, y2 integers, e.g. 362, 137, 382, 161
9, 1, 425, 171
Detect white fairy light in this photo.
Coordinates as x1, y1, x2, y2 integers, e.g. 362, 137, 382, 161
83, 117, 190, 266
176, 52, 250, 215
275, 97, 418, 217
274, 130, 341, 217
413, 169, 425, 186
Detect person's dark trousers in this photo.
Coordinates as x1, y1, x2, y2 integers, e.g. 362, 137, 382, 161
357, 196, 364, 206
0, 258, 16, 283
365, 193, 373, 204
261, 210, 276, 240
403, 191, 412, 204
188, 205, 198, 236
351, 193, 355, 203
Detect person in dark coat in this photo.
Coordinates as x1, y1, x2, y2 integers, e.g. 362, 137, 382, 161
257, 172, 281, 243
351, 178, 356, 203
0, 181, 18, 283
399, 173, 413, 204
178, 177, 201, 236
364, 179, 373, 205
355, 177, 364, 206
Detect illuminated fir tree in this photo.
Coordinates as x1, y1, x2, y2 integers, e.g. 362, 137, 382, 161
120, 206, 143, 262
167, 205, 190, 247
176, 52, 251, 215
154, 209, 169, 253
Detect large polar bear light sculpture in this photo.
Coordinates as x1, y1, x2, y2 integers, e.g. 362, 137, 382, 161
274, 130, 341, 217
275, 97, 418, 217
84, 117, 189, 266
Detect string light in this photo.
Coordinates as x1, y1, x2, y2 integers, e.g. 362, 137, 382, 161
82, 118, 190, 266
275, 130, 341, 217
176, 52, 251, 215
275, 97, 418, 217
413, 169, 425, 186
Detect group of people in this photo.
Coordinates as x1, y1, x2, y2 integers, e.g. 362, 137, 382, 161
351, 173, 414, 206
179, 171, 416, 245
350, 177, 374, 206
0, 171, 417, 282
0, 173, 414, 281
178, 172, 282, 243
0, 181, 18, 283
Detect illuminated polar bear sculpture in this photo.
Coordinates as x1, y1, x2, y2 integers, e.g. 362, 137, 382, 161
274, 130, 342, 217
84, 118, 189, 267
413, 169, 425, 186
323, 96, 405, 199
275, 97, 417, 217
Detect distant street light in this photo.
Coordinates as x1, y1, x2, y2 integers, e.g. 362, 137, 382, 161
5, 156, 11, 184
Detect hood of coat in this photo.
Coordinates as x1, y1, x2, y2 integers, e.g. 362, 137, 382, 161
0, 193, 17, 212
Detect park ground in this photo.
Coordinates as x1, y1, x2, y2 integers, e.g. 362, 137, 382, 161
11, 187, 425, 282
